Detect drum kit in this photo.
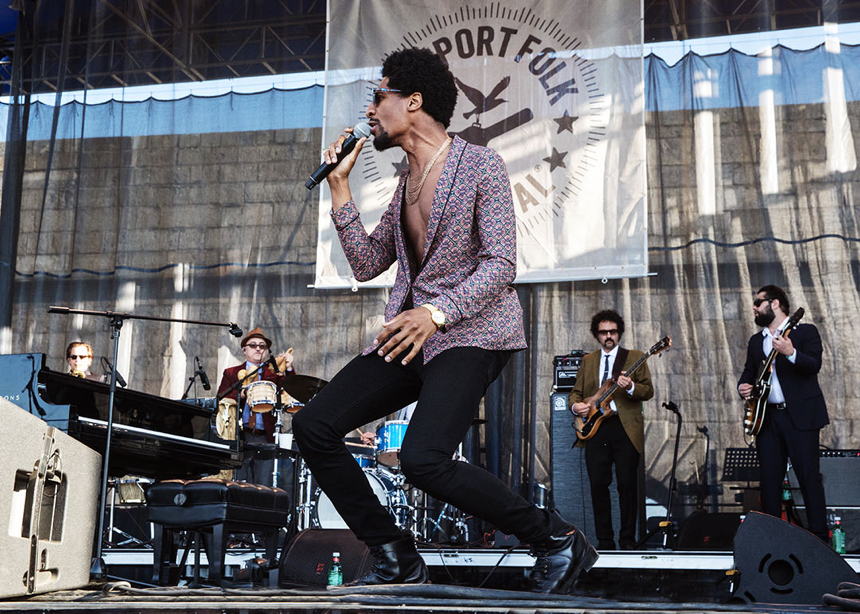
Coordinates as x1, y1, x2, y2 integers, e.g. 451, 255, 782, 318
222, 373, 471, 543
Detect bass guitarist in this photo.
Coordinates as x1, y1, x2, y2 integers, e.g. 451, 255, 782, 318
570, 309, 654, 550
738, 285, 829, 542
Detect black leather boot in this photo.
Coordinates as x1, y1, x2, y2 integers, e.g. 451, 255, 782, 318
527, 519, 599, 593
349, 536, 430, 586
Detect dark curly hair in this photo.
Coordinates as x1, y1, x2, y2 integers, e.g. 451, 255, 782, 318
382, 48, 458, 127
590, 310, 625, 340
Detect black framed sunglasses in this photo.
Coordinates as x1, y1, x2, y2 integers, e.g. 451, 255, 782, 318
753, 298, 772, 307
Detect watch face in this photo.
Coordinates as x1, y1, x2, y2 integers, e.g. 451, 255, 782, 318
432, 311, 445, 325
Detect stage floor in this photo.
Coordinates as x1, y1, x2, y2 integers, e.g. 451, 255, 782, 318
1, 549, 857, 613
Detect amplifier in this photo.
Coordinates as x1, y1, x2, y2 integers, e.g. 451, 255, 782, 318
788, 450, 860, 508
553, 350, 584, 391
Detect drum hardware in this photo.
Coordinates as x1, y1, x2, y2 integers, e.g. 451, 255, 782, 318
311, 467, 411, 531
106, 477, 152, 549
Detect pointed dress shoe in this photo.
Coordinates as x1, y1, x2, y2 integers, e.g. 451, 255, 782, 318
528, 527, 599, 593
350, 536, 430, 586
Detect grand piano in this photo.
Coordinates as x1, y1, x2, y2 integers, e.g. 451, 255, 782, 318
0, 353, 242, 479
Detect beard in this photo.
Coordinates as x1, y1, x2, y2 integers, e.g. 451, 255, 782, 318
372, 127, 395, 151
755, 309, 775, 327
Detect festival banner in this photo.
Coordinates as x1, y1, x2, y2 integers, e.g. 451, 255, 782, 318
314, 0, 645, 288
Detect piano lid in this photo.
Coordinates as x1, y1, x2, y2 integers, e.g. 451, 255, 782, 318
0, 353, 242, 479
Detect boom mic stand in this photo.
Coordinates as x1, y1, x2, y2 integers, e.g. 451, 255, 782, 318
47, 305, 242, 580
635, 400, 682, 550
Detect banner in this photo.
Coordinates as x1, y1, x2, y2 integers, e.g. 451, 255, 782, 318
314, 0, 645, 288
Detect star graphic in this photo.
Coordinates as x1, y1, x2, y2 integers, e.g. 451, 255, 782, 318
392, 156, 409, 177
553, 111, 578, 134
543, 148, 568, 172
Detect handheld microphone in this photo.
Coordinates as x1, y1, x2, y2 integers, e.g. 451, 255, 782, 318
196, 356, 211, 391
101, 357, 127, 388
305, 122, 372, 189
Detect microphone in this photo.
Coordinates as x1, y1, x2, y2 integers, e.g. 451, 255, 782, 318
268, 355, 282, 375
228, 322, 243, 338
305, 122, 372, 189
697, 425, 709, 435
196, 356, 211, 391
662, 401, 679, 413
101, 357, 127, 388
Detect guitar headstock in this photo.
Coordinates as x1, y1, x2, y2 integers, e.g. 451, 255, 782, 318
649, 336, 672, 357
788, 307, 805, 328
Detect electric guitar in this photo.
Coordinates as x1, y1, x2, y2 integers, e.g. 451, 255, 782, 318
573, 336, 671, 441
742, 307, 805, 438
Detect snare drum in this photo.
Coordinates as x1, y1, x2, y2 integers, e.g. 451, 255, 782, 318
246, 380, 278, 413
376, 420, 409, 467
312, 468, 408, 529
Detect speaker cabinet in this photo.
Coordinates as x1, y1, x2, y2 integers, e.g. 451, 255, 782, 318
549, 392, 622, 547
278, 529, 371, 587
733, 511, 858, 605
0, 399, 102, 597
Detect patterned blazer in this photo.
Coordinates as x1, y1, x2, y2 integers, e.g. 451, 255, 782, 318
332, 136, 527, 363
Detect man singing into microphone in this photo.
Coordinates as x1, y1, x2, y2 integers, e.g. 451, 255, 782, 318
217, 327, 295, 486
292, 48, 597, 592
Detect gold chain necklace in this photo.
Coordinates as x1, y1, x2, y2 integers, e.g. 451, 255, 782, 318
404, 137, 452, 205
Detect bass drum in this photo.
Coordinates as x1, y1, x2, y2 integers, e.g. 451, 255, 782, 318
312, 468, 409, 530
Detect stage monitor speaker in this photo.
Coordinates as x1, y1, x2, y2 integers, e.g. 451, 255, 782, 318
0, 399, 102, 598
549, 392, 621, 547
278, 528, 371, 587
732, 511, 858, 605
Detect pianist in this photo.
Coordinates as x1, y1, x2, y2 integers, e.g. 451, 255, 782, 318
216, 327, 295, 486
65, 342, 107, 383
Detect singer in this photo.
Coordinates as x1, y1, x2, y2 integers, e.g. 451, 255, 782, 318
292, 48, 597, 593
216, 327, 295, 486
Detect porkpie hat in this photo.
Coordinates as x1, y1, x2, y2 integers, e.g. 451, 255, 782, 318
241, 327, 272, 348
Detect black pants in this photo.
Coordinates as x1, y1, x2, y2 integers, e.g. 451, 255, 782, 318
293, 347, 553, 547
584, 415, 639, 548
756, 406, 828, 541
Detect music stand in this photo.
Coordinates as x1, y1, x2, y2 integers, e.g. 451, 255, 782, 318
722, 447, 761, 483
47, 305, 242, 579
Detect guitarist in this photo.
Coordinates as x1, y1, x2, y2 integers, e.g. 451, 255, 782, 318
570, 310, 654, 550
737, 285, 829, 542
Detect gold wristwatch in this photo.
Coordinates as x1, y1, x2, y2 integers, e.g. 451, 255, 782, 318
420, 303, 447, 331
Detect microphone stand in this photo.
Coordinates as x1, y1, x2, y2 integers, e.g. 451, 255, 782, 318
636, 400, 682, 550
46, 305, 242, 580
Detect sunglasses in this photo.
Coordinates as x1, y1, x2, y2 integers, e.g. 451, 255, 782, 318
69, 354, 91, 360
753, 298, 772, 307
597, 329, 619, 336
372, 87, 402, 105
245, 343, 268, 350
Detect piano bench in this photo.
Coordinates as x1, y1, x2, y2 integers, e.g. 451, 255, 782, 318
146, 479, 290, 586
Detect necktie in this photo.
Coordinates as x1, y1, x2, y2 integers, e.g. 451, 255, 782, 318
602, 354, 610, 384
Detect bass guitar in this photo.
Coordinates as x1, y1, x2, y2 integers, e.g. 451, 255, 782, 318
742, 307, 804, 438
573, 336, 671, 441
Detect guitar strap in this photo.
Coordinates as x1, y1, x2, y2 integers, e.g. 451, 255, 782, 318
613, 347, 630, 380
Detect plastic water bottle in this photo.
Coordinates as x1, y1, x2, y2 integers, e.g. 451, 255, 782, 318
328, 551, 343, 586
832, 518, 846, 554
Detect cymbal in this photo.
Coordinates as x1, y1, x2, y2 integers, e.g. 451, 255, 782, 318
283, 374, 328, 404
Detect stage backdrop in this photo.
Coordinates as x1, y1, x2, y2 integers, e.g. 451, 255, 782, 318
314, 0, 646, 288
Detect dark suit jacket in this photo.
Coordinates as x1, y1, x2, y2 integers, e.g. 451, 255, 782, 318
569, 348, 654, 453
738, 322, 828, 431
217, 363, 291, 443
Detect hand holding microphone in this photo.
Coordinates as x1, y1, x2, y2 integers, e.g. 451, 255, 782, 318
305, 122, 372, 189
